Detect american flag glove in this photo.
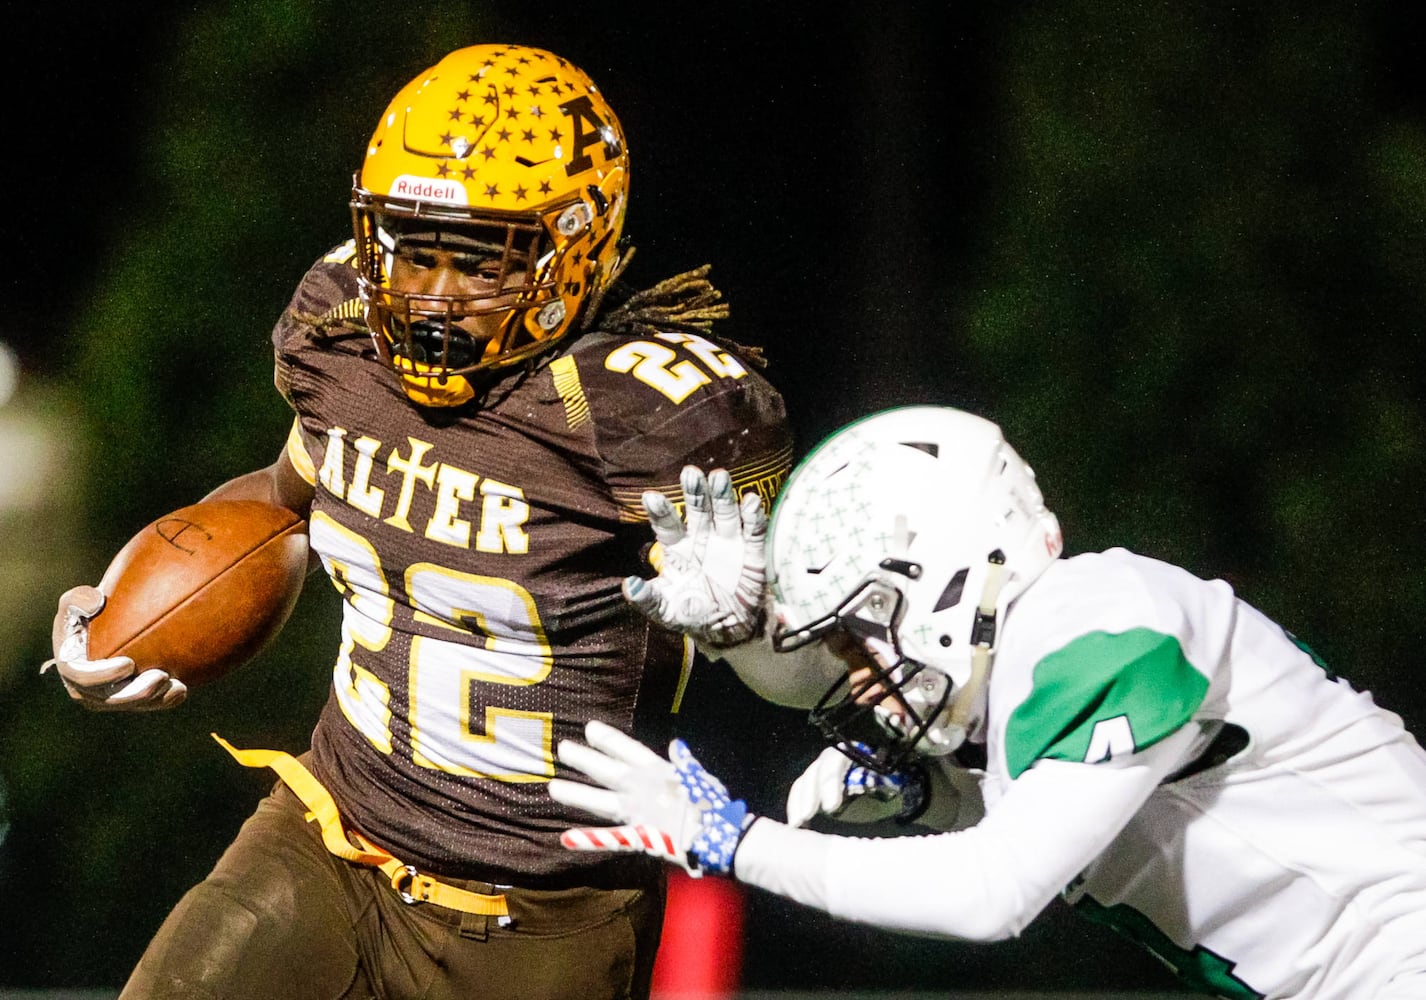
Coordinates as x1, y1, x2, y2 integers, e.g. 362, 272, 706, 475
621, 465, 767, 648
668, 737, 751, 874
552, 721, 755, 878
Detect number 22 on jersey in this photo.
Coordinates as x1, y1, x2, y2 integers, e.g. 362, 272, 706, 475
310, 511, 555, 783
604, 332, 747, 403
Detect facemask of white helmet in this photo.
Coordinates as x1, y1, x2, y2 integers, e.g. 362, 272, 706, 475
774, 576, 965, 774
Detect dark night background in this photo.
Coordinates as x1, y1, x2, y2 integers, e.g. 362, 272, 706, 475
1, 1, 1425, 993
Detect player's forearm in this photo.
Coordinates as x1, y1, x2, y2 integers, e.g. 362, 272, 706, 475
200, 454, 314, 515
733, 749, 1175, 941
714, 634, 842, 709
732, 818, 1047, 940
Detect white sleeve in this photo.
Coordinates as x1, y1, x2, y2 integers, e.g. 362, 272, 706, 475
732, 724, 1200, 941
710, 634, 844, 709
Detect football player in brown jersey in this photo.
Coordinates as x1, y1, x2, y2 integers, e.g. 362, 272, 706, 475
45, 44, 792, 1000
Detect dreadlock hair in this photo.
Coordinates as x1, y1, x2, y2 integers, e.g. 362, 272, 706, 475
288, 248, 766, 367
290, 301, 370, 341
593, 250, 766, 367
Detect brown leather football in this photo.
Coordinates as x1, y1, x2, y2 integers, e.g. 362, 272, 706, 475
87, 499, 309, 688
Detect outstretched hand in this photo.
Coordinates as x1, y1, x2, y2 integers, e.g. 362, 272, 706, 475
550, 720, 753, 877
623, 466, 767, 648
785, 743, 926, 828
43, 586, 187, 711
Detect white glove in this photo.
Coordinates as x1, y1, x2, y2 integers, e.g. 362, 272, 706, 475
42, 586, 187, 711
785, 744, 923, 828
622, 465, 767, 648
551, 720, 753, 876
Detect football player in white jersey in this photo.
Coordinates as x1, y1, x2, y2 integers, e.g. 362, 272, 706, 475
547, 405, 1426, 1000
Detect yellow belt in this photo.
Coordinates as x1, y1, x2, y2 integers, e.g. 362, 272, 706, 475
213, 734, 509, 918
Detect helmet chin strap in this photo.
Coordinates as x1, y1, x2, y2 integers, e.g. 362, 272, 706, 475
945, 549, 1007, 734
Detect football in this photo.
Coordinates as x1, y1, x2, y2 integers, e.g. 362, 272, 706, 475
86, 498, 310, 688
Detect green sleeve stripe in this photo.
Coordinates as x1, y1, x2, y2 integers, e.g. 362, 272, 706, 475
1005, 628, 1208, 778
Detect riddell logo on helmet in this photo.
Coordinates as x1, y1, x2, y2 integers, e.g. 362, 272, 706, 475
390, 176, 468, 206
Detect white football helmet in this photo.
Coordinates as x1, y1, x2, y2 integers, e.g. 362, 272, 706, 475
767, 406, 1063, 770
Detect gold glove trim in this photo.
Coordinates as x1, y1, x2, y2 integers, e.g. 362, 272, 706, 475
213, 734, 509, 917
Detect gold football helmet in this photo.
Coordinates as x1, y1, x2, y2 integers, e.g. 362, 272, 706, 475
352, 44, 630, 406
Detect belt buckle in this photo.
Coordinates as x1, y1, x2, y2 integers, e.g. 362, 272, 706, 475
392, 864, 424, 905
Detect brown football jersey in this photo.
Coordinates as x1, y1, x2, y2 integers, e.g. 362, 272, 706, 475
271, 243, 793, 882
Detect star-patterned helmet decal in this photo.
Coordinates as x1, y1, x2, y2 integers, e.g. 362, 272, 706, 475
362, 44, 624, 208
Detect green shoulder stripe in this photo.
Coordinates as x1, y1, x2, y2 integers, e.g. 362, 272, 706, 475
1005, 628, 1208, 778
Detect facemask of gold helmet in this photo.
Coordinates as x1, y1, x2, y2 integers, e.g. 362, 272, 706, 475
351, 44, 629, 407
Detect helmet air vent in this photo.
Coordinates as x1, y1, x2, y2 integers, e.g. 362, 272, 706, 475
932, 568, 970, 612
899, 441, 940, 458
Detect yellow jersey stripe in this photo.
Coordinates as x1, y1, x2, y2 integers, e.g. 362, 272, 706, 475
549, 356, 592, 430
285, 417, 318, 486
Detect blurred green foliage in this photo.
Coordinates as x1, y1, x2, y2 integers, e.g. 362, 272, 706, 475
953, 3, 1426, 708
1, 0, 1423, 993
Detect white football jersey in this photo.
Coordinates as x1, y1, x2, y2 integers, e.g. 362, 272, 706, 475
734, 547, 1426, 1000
981, 548, 1426, 998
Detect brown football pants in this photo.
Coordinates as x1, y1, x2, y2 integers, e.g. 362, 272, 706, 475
118, 779, 666, 1000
